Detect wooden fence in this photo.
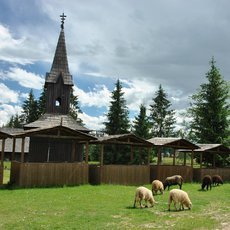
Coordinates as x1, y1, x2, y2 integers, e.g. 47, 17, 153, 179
10, 161, 88, 187
89, 165, 150, 185
193, 168, 230, 182
150, 165, 193, 182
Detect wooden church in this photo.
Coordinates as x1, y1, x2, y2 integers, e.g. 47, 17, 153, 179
8, 14, 97, 187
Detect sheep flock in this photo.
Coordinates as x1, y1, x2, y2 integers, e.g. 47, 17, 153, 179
133, 174, 223, 211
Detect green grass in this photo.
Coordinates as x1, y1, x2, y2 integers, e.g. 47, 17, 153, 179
0, 183, 229, 229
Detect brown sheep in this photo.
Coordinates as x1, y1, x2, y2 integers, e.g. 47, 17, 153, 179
163, 175, 183, 190
212, 175, 223, 186
201, 175, 212, 190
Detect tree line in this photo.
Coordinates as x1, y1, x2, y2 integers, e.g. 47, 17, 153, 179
4, 57, 230, 165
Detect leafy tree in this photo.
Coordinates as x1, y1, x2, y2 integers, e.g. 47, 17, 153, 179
188, 57, 230, 145
149, 84, 176, 137
133, 104, 151, 139
20, 89, 39, 124
104, 79, 130, 134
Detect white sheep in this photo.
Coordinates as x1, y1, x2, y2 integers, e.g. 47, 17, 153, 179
152, 180, 164, 195
133, 186, 156, 208
168, 189, 192, 211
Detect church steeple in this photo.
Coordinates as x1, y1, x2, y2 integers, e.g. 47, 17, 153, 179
45, 14, 73, 114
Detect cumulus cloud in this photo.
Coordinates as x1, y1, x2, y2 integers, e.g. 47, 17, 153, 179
0, 104, 22, 126
79, 112, 106, 131
0, 83, 19, 103
2, 67, 44, 90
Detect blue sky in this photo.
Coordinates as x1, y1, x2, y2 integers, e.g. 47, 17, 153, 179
0, 0, 230, 130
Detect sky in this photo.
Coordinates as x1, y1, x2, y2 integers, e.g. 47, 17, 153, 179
0, 0, 230, 131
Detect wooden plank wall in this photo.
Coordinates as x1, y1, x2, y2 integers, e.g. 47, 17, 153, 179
10, 161, 88, 187
150, 165, 193, 182
99, 165, 150, 186
193, 168, 230, 182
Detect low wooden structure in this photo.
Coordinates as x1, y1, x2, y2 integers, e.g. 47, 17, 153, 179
10, 125, 96, 187
148, 138, 199, 182
192, 144, 230, 181
89, 134, 153, 185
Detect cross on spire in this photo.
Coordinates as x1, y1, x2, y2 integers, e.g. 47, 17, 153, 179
60, 13, 66, 29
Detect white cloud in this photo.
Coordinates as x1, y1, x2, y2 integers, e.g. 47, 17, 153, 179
74, 84, 110, 108
79, 112, 106, 131
2, 67, 44, 90
0, 83, 19, 103
0, 104, 22, 127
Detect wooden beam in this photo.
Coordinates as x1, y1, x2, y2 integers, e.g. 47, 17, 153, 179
200, 152, 202, 168
157, 146, 161, 165
130, 145, 134, 162
21, 137, 25, 163
12, 138, 16, 161
172, 149, 176, 166
1, 139, 5, 167
183, 152, 186, 166
147, 147, 151, 165
85, 141, 89, 163
100, 144, 104, 166
71, 140, 76, 162
191, 150, 194, 168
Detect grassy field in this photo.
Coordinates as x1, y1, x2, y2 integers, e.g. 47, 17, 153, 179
0, 183, 229, 229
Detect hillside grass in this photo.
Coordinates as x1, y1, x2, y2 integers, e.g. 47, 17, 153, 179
0, 183, 229, 229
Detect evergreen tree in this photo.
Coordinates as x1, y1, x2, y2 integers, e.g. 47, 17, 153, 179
69, 88, 83, 124
188, 57, 230, 145
133, 104, 151, 139
149, 85, 176, 137
104, 79, 130, 134
37, 86, 46, 117
5, 114, 23, 128
20, 89, 39, 124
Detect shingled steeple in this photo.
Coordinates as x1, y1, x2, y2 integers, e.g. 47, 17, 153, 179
45, 14, 73, 114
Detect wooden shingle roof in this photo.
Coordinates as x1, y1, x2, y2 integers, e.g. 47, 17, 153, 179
45, 27, 73, 86
24, 113, 89, 132
147, 137, 199, 150
91, 133, 153, 147
194, 144, 230, 153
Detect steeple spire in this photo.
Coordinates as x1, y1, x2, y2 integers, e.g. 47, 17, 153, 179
45, 14, 73, 114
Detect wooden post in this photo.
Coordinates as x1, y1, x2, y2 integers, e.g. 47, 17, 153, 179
157, 146, 161, 165
71, 140, 76, 162
147, 147, 151, 165
100, 144, 104, 166
183, 152, 186, 166
200, 152, 202, 168
12, 138, 16, 161
139, 147, 142, 164
85, 141, 89, 163
21, 137, 25, 163
213, 153, 216, 168
191, 150, 194, 168
173, 149, 176, 166
1, 139, 5, 167
130, 145, 134, 162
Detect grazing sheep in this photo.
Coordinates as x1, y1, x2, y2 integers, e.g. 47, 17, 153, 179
201, 175, 212, 190
163, 175, 183, 190
168, 189, 192, 211
152, 180, 164, 195
212, 175, 223, 186
133, 186, 156, 208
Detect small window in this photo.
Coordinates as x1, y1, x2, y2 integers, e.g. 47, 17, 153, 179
55, 97, 61, 107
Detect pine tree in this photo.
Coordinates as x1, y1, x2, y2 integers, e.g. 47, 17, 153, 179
188, 57, 230, 145
5, 114, 23, 128
133, 104, 151, 139
149, 85, 176, 137
20, 89, 39, 124
69, 88, 83, 124
37, 86, 46, 117
104, 79, 130, 134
